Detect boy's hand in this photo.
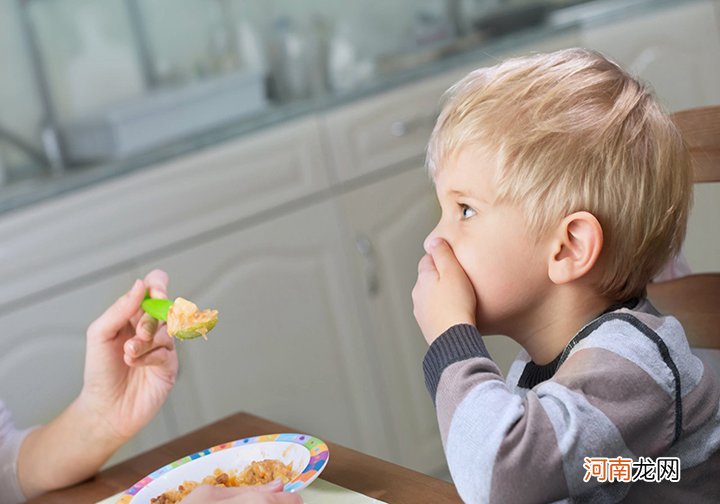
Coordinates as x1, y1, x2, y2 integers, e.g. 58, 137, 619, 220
412, 238, 477, 345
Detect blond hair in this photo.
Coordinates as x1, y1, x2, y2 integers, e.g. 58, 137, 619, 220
427, 48, 692, 301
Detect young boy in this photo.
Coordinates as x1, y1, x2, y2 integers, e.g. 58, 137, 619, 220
412, 48, 720, 503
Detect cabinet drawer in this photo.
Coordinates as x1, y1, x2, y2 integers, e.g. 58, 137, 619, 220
0, 116, 329, 309
322, 74, 460, 182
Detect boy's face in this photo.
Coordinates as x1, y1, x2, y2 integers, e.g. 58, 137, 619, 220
426, 146, 552, 336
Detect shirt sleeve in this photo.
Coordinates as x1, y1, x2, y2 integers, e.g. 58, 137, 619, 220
0, 401, 32, 504
423, 322, 683, 504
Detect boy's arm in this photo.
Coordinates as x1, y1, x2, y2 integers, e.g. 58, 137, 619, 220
425, 324, 573, 503
425, 320, 714, 504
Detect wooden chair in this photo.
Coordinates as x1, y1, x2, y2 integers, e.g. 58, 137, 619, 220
647, 105, 720, 350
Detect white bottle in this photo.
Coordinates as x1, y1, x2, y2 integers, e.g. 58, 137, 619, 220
66, 7, 144, 118
327, 23, 358, 92
236, 21, 267, 76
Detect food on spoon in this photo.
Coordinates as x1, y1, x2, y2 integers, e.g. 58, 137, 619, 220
150, 459, 297, 503
166, 297, 218, 340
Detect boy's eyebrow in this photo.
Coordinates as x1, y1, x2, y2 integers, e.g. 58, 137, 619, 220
447, 188, 490, 204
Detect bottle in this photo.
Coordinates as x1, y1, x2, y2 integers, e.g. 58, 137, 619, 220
327, 23, 358, 92
236, 21, 267, 77
268, 17, 310, 102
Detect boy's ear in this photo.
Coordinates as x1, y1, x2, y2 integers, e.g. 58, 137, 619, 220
547, 211, 603, 285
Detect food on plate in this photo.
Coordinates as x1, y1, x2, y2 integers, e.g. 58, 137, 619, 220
150, 459, 296, 503
166, 297, 218, 340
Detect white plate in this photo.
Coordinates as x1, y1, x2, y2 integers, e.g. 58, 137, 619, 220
118, 433, 329, 503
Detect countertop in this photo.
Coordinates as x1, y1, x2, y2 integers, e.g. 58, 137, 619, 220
0, 0, 693, 217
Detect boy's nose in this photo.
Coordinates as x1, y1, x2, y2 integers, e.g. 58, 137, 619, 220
424, 227, 445, 254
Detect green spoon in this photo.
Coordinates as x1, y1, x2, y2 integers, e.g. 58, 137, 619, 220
141, 293, 173, 321
141, 292, 218, 340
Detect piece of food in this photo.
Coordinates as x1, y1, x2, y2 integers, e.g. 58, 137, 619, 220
150, 460, 296, 503
166, 297, 218, 340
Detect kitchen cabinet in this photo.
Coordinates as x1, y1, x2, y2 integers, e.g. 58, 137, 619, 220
0, 115, 339, 465
0, 266, 179, 466
322, 71, 462, 183
320, 69, 469, 475
333, 164, 446, 475
0, 269, 132, 428
134, 199, 394, 462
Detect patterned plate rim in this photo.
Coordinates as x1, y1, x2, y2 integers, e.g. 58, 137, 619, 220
118, 432, 330, 502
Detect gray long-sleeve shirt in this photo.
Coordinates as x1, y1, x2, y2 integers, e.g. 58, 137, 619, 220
0, 401, 30, 504
423, 299, 720, 503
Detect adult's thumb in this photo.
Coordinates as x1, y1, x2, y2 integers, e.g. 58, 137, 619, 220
255, 479, 284, 493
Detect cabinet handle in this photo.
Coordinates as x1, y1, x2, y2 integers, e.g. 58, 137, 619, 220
356, 235, 380, 297
390, 113, 437, 138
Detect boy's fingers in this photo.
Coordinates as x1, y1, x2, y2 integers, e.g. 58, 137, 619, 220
428, 239, 460, 276
88, 279, 144, 342
417, 253, 437, 275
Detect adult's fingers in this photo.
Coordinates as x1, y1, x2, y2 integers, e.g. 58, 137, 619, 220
131, 269, 170, 326
124, 325, 174, 366
265, 493, 303, 504
87, 279, 145, 342
144, 269, 169, 299
183, 481, 292, 503
135, 312, 159, 342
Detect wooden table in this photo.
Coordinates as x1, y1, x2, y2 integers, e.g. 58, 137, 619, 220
28, 412, 461, 504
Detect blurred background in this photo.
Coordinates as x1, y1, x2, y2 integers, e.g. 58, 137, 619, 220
0, 0, 719, 479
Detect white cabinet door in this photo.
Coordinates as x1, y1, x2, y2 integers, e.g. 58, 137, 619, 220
333, 165, 448, 475
580, 0, 720, 112
321, 72, 460, 183
134, 200, 393, 461
0, 267, 178, 465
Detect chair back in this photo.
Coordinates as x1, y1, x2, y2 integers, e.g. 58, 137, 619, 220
671, 105, 720, 183
647, 105, 720, 349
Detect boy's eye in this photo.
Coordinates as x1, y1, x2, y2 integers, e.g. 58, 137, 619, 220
460, 204, 476, 220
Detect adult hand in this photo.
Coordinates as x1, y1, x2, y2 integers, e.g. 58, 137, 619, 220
17, 270, 179, 499
412, 238, 477, 344
79, 269, 178, 443
182, 481, 303, 503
